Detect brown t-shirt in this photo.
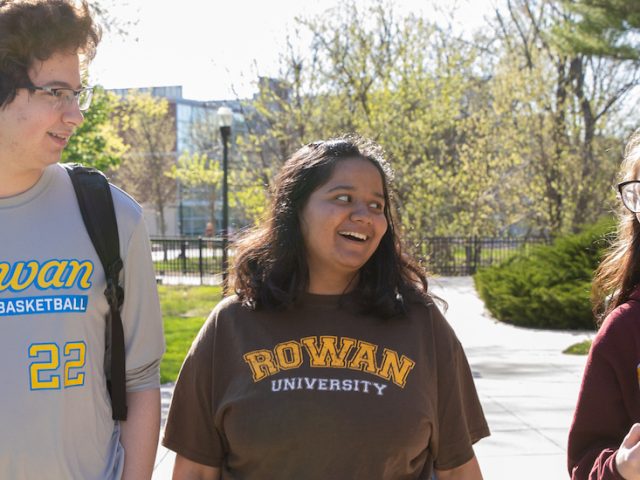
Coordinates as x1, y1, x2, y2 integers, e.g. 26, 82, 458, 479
163, 293, 489, 479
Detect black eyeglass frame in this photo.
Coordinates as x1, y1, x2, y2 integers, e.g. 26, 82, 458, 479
618, 180, 640, 213
18, 84, 94, 111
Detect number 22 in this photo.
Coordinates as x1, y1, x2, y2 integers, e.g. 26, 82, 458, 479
29, 341, 86, 390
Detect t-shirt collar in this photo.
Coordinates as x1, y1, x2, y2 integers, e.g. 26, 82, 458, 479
0, 165, 56, 209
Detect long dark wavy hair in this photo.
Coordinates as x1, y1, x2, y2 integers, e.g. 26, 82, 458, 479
593, 128, 640, 324
232, 135, 435, 318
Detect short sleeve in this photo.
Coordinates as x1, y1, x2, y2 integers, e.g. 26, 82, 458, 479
431, 307, 490, 470
162, 311, 225, 467
121, 215, 165, 387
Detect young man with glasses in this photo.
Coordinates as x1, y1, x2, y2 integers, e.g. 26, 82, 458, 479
0, 1, 165, 479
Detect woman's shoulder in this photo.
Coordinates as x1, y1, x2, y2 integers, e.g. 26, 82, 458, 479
191, 296, 250, 347
402, 292, 458, 339
601, 298, 640, 332
403, 290, 444, 317
594, 298, 640, 356
208, 295, 250, 322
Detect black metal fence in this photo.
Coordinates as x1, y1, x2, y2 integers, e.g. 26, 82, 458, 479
151, 237, 224, 285
418, 236, 549, 276
151, 236, 549, 284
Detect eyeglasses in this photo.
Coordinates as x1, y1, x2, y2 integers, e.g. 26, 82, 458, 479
618, 180, 640, 213
20, 85, 94, 111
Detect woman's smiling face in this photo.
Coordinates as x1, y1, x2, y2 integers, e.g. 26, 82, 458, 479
300, 157, 388, 293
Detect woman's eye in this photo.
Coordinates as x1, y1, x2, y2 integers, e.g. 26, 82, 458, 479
369, 202, 383, 210
336, 194, 350, 202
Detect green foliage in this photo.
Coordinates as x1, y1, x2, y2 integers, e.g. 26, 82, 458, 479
61, 87, 127, 171
167, 152, 222, 230
474, 218, 615, 330
168, 152, 222, 187
241, 0, 637, 239
229, 169, 268, 225
558, 0, 640, 60
159, 285, 221, 383
113, 91, 176, 235
563, 339, 592, 355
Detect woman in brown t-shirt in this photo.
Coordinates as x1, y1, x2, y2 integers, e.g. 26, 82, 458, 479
163, 136, 489, 479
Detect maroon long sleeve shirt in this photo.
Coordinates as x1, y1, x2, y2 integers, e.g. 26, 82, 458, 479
568, 289, 640, 479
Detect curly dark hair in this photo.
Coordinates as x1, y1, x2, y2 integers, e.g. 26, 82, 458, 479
232, 135, 436, 318
0, 0, 101, 108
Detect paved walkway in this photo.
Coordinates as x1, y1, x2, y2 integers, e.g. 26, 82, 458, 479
152, 277, 593, 479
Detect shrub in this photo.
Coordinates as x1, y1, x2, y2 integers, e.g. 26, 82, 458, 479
473, 218, 615, 330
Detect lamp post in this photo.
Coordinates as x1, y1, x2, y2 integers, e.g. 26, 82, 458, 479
217, 106, 233, 295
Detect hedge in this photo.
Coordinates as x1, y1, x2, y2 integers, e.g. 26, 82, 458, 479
473, 218, 615, 330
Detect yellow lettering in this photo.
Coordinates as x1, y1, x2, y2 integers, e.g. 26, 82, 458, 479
347, 340, 378, 374
243, 349, 280, 381
29, 343, 60, 390
377, 348, 416, 388
301, 336, 356, 368
0, 262, 10, 291
64, 260, 93, 289
64, 342, 86, 387
8, 261, 39, 292
37, 260, 69, 289
274, 341, 303, 370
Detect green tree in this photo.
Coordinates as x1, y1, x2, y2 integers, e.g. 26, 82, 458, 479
166, 152, 222, 233
239, 0, 638, 239
113, 91, 176, 236
61, 86, 127, 171
558, 0, 640, 60
492, 0, 639, 233
242, 1, 522, 240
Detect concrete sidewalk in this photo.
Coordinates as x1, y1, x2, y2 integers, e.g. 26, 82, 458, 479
152, 277, 593, 479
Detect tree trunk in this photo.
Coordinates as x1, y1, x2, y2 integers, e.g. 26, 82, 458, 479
569, 56, 597, 232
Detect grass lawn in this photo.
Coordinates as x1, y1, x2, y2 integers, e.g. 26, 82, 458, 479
154, 258, 218, 273
563, 340, 592, 355
159, 285, 222, 383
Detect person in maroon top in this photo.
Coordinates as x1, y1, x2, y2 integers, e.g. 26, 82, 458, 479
163, 136, 489, 479
569, 128, 640, 479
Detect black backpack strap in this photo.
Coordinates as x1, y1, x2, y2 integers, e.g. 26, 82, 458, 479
63, 163, 128, 421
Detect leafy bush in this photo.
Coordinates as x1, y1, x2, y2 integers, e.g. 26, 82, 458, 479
473, 218, 615, 330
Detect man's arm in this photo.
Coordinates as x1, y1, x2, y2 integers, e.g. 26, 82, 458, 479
435, 455, 483, 480
120, 388, 161, 480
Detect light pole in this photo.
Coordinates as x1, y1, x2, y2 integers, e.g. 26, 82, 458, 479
217, 106, 233, 295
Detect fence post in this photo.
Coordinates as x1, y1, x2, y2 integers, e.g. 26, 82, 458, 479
473, 236, 481, 275
180, 240, 187, 274
198, 237, 204, 285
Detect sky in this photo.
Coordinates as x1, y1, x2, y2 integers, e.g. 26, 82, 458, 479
91, 0, 498, 101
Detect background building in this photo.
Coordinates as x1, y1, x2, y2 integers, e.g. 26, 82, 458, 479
110, 86, 248, 236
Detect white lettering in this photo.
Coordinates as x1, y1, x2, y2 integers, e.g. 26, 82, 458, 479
268, 377, 387, 396
372, 382, 387, 396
